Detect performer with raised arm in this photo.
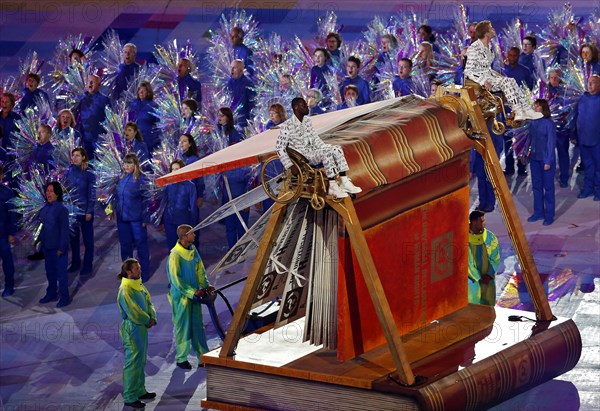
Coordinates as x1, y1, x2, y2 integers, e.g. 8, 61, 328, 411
464, 21, 542, 121
276, 97, 361, 199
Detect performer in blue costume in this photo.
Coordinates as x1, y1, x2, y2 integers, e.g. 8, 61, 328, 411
217, 107, 250, 249
177, 58, 202, 103
128, 81, 160, 153
167, 224, 214, 369
472, 121, 503, 212
526, 99, 556, 226
18, 73, 50, 113
113, 153, 151, 282
227, 60, 255, 128
163, 160, 198, 250
504, 47, 534, 91
544, 69, 572, 188
178, 133, 205, 210
572, 75, 600, 201
230, 27, 254, 77
117, 258, 157, 409
113, 43, 141, 101
340, 56, 371, 106
392, 58, 415, 97
39, 181, 71, 308
66, 147, 96, 275
75, 74, 110, 159
54, 109, 82, 142
122, 122, 150, 166
30, 124, 55, 174
0, 163, 17, 297
468, 210, 500, 306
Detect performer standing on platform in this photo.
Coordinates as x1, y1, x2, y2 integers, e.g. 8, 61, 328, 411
468, 210, 500, 306
526, 99, 556, 226
276, 97, 362, 199
117, 258, 157, 409
464, 21, 542, 121
167, 224, 214, 370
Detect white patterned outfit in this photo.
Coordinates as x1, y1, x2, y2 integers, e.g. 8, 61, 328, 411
464, 39, 527, 112
276, 114, 349, 179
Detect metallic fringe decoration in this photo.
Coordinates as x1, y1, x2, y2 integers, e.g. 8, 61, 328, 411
154, 39, 203, 87
147, 138, 178, 225
119, 64, 163, 104
206, 9, 261, 87
52, 129, 82, 175
92, 130, 124, 207
98, 29, 123, 93
58, 64, 96, 110
1, 76, 21, 96
10, 167, 82, 240
92, 103, 131, 206
18, 50, 45, 86
7, 108, 55, 174
315, 11, 342, 46
47, 34, 95, 102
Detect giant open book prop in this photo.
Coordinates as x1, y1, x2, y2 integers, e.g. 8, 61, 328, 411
157, 92, 580, 411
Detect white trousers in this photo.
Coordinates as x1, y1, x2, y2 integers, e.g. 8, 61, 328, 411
302, 144, 349, 178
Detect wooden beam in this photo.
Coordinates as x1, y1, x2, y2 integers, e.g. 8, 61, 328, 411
465, 88, 554, 321
327, 197, 416, 386
220, 202, 289, 357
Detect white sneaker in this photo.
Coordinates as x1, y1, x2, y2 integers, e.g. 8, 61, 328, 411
340, 176, 362, 194
514, 108, 543, 121
328, 180, 349, 198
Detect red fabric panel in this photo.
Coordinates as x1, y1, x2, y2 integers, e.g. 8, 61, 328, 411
337, 185, 470, 361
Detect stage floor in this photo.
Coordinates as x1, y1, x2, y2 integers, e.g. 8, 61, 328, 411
1, 160, 599, 410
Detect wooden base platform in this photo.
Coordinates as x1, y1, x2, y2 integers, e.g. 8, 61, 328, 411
201, 305, 581, 410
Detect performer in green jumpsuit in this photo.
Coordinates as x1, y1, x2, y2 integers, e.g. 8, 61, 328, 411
468, 210, 500, 305
167, 224, 215, 369
117, 258, 157, 409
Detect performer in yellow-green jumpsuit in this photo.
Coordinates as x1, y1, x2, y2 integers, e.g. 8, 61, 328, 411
167, 224, 214, 369
117, 258, 157, 409
468, 210, 500, 305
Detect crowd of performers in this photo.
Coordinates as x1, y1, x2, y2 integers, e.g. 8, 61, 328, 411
0, 7, 598, 406
0, 5, 599, 304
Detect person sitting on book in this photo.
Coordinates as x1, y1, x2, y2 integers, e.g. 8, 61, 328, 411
276, 97, 362, 199
464, 21, 542, 121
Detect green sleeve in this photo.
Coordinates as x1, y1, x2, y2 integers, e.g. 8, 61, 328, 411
145, 287, 157, 321
196, 252, 209, 288
487, 233, 501, 278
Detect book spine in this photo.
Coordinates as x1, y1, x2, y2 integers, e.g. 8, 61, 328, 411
418, 319, 581, 411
